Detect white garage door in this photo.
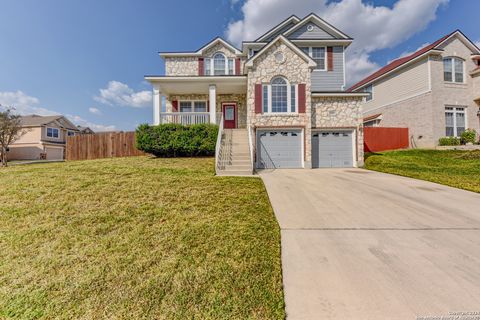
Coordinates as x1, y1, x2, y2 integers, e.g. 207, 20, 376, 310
45, 147, 64, 161
312, 131, 354, 168
257, 130, 302, 169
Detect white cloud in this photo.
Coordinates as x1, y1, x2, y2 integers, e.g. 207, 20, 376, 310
0, 91, 58, 116
225, 0, 448, 85
68, 114, 116, 132
94, 81, 152, 108
88, 107, 102, 115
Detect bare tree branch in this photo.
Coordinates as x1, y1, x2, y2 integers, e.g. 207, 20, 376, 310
0, 105, 27, 167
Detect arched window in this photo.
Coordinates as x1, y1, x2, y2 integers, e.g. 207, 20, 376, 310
443, 57, 464, 83
271, 77, 288, 112
262, 77, 297, 113
213, 53, 226, 75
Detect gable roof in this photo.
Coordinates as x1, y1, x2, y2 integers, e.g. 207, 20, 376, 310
348, 30, 480, 92
159, 37, 242, 57
20, 115, 78, 130
255, 15, 301, 42
244, 35, 317, 69
283, 13, 351, 40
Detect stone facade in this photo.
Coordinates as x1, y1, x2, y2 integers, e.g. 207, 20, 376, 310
246, 40, 313, 166
165, 57, 198, 76
312, 96, 364, 165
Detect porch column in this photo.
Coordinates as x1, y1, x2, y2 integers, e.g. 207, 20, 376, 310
153, 84, 161, 125
209, 84, 216, 124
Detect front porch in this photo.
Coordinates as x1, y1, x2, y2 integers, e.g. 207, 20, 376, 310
145, 76, 248, 128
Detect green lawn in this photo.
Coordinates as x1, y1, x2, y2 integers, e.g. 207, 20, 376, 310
0, 157, 285, 319
364, 149, 480, 193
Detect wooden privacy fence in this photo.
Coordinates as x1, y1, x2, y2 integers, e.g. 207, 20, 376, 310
66, 132, 145, 161
364, 127, 409, 152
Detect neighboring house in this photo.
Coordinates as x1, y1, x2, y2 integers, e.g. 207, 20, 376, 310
77, 126, 95, 134
349, 30, 480, 148
145, 13, 367, 174
8, 115, 80, 161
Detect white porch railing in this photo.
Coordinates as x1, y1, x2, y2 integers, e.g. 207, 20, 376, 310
247, 123, 254, 173
215, 114, 225, 174
160, 112, 210, 125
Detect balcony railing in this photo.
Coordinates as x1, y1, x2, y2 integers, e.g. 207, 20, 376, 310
160, 112, 210, 125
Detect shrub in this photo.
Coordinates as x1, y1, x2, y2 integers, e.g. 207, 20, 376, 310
136, 123, 218, 157
460, 129, 477, 144
438, 137, 460, 146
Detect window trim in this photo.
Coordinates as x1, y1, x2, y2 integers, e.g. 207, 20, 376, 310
46, 127, 60, 139
67, 130, 76, 137
178, 100, 208, 113
443, 57, 465, 84
204, 52, 235, 76
445, 106, 467, 137
300, 46, 327, 71
262, 77, 298, 114
364, 84, 374, 102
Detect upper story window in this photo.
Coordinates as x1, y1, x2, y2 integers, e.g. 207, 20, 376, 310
248, 49, 259, 58
204, 52, 235, 76
46, 127, 59, 138
67, 131, 75, 136
262, 77, 297, 114
443, 57, 464, 83
300, 47, 326, 70
364, 84, 373, 102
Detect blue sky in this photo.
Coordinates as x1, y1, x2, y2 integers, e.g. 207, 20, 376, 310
0, 0, 476, 131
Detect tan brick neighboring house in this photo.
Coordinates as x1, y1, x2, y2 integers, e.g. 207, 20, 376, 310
7, 115, 80, 161
145, 13, 367, 174
349, 30, 480, 148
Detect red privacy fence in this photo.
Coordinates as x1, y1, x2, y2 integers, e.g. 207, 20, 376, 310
364, 127, 409, 152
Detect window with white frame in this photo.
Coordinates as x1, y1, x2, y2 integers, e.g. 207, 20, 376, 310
364, 84, 373, 102
443, 57, 464, 83
204, 52, 235, 76
46, 127, 59, 138
300, 47, 326, 70
262, 77, 297, 114
179, 101, 207, 112
67, 131, 75, 136
445, 106, 466, 137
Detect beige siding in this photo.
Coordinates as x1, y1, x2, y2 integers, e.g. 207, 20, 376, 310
430, 37, 480, 143
363, 58, 430, 112
41, 123, 67, 143
7, 144, 44, 160
14, 127, 42, 144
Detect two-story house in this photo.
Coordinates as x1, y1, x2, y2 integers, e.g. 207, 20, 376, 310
349, 30, 480, 148
146, 14, 367, 174
8, 115, 81, 161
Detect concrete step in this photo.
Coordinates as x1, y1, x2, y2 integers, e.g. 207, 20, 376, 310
217, 171, 254, 177
224, 165, 252, 171
224, 160, 251, 166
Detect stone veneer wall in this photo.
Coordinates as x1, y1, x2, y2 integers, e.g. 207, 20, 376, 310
246, 41, 313, 166
164, 42, 245, 76
165, 94, 247, 128
312, 96, 364, 165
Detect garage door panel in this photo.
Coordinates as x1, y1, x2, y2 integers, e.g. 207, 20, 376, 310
257, 130, 302, 169
312, 131, 354, 168
45, 147, 64, 160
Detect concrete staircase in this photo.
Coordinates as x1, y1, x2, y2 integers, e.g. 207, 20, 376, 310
216, 129, 254, 176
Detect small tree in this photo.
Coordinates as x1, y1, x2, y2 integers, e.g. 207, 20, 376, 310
0, 106, 26, 167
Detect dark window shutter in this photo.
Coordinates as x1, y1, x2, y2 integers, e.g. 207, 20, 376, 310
198, 58, 204, 76
172, 100, 178, 112
327, 47, 333, 71
298, 84, 306, 113
255, 84, 262, 114
235, 58, 241, 75
207, 101, 210, 112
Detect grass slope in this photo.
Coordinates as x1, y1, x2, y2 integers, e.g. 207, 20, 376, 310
0, 157, 285, 319
365, 149, 480, 193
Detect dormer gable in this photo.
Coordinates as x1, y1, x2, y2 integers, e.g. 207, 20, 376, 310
283, 13, 351, 40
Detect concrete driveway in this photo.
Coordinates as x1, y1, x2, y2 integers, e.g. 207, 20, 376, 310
260, 168, 480, 320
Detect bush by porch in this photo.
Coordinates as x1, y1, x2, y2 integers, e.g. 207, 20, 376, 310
136, 123, 218, 157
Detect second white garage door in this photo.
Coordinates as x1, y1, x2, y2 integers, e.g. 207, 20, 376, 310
257, 130, 302, 169
312, 131, 354, 168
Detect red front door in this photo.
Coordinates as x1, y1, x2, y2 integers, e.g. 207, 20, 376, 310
223, 104, 237, 129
